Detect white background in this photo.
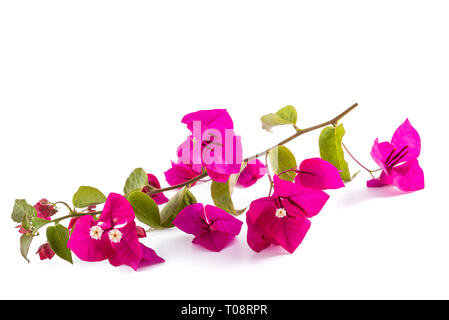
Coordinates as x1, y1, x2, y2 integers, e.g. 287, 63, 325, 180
0, 1, 447, 299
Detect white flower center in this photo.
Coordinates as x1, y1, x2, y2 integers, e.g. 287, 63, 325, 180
89, 225, 103, 240
108, 229, 123, 243
275, 208, 287, 218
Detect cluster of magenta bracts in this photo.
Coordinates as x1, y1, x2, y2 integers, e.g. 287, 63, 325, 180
13, 107, 424, 271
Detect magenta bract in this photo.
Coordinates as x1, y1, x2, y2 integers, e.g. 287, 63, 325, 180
166, 109, 243, 185
142, 174, 169, 205
246, 175, 329, 253
295, 158, 345, 190
172, 203, 243, 252
236, 159, 267, 188
367, 119, 424, 191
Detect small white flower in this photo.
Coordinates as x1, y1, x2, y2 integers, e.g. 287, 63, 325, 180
89, 225, 103, 240
108, 229, 123, 243
275, 208, 287, 218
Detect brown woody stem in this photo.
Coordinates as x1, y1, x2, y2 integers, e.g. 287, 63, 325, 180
148, 102, 359, 195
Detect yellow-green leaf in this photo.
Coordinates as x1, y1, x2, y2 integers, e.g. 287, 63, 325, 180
261, 105, 298, 132
319, 124, 351, 182
269, 146, 297, 181
72, 186, 107, 208
124, 168, 148, 196
127, 191, 161, 228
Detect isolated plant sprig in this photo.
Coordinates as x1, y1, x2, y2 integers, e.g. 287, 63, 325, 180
11, 102, 424, 270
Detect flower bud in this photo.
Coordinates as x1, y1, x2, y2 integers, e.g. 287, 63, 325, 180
36, 243, 55, 260
34, 199, 58, 219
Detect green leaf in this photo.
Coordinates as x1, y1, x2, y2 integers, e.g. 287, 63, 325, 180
46, 224, 73, 264
160, 187, 197, 228
124, 168, 148, 196
261, 105, 298, 132
72, 186, 107, 208
127, 191, 161, 228
319, 124, 351, 182
211, 179, 245, 216
11, 199, 36, 223
20, 233, 33, 263
32, 217, 51, 230
269, 146, 297, 181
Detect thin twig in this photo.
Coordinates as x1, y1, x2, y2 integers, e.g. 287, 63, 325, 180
148, 103, 359, 195
341, 142, 376, 179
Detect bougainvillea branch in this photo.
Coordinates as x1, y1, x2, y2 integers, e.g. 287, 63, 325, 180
149, 102, 358, 196
11, 101, 424, 270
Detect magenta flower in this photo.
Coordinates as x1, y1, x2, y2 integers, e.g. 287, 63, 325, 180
172, 203, 243, 252
67, 193, 164, 270
367, 119, 424, 191
236, 159, 267, 188
295, 158, 344, 190
166, 109, 243, 184
34, 199, 57, 220
142, 174, 169, 205
246, 175, 329, 253
36, 243, 55, 260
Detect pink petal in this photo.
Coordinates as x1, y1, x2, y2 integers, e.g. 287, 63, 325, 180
108, 221, 142, 270
98, 193, 135, 230
272, 175, 329, 217
289, 190, 329, 218
181, 109, 234, 134
67, 215, 113, 262
370, 139, 395, 171
246, 221, 272, 253
246, 198, 277, 252
295, 158, 344, 190
146, 174, 169, 205
388, 159, 424, 191
391, 119, 421, 160
207, 170, 231, 183
137, 243, 165, 269
192, 230, 236, 252
253, 200, 311, 254
172, 203, 208, 236
164, 161, 200, 186
366, 176, 388, 188
205, 205, 243, 236
236, 159, 267, 188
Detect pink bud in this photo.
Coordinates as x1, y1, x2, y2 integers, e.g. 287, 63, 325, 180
136, 226, 147, 238
34, 199, 58, 219
36, 243, 55, 260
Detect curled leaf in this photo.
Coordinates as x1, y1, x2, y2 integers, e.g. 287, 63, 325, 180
269, 146, 297, 181
11, 199, 36, 223
211, 180, 246, 216
261, 105, 298, 132
160, 187, 196, 228
72, 186, 107, 209
319, 124, 351, 182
